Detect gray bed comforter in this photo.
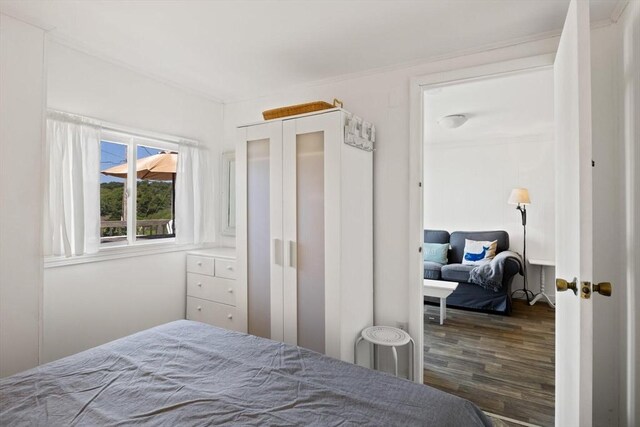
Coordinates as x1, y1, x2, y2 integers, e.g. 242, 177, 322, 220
0, 320, 491, 426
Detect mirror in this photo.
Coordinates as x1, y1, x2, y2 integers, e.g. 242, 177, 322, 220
221, 151, 236, 236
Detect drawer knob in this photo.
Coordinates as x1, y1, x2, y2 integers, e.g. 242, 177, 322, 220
226, 266, 234, 271
197, 261, 202, 266
227, 314, 233, 320
228, 288, 233, 293
197, 282, 202, 287
197, 306, 202, 311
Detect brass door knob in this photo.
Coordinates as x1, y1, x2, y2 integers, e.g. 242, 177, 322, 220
593, 282, 612, 297
556, 277, 578, 295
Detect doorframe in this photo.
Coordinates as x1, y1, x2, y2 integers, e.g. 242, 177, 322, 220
407, 53, 556, 383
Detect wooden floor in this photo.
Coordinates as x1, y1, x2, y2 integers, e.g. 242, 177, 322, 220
423, 300, 555, 427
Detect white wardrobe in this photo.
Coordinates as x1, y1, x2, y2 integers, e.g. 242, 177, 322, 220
236, 108, 374, 364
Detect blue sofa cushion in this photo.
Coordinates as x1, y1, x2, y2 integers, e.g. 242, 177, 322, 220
424, 261, 443, 280
423, 242, 449, 264
441, 263, 475, 282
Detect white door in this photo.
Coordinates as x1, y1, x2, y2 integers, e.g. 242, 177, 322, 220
554, 0, 605, 425
236, 122, 284, 341
282, 112, 341, 356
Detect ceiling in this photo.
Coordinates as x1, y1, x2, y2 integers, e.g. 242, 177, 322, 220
423, 68, 554, 145
0, 0, 621, 102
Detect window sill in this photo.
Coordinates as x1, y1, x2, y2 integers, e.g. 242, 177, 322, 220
44, 242, 217, 268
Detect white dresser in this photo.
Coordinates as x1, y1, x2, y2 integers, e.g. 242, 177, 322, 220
185, 248, 241, 332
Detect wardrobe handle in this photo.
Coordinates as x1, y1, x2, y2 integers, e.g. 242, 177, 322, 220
273, 238, 282, 266
288, 240, 297, 268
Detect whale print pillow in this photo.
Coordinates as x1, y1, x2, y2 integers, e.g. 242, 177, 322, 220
462, 239, 498, 265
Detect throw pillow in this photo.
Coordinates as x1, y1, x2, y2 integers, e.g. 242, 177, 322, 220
462, 239, 498, 265
423, 243, 449, 265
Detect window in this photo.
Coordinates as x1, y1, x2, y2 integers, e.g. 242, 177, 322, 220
100, 131, 178, 246
45, 112, 209, 260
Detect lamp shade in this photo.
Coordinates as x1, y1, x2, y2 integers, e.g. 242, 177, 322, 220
508, 188, 531, 205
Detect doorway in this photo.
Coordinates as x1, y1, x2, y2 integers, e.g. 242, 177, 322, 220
407, 55, 557, 426
421, 68, 556, 426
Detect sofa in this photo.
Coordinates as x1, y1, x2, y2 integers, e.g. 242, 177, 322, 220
423, 230, 521, 315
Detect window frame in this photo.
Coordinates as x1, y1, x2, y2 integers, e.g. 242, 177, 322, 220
100, 130, 179, 249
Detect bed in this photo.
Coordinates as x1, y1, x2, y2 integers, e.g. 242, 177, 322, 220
0, 320, 491, 426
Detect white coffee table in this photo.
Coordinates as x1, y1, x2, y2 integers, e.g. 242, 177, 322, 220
423, 279, 459, 325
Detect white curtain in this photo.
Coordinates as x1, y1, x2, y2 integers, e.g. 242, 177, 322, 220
175, 144, 215, 244
44, 117, 101, 257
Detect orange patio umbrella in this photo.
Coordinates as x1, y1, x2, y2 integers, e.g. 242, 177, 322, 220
101, 150, 177, 180
101, 151, 178, 232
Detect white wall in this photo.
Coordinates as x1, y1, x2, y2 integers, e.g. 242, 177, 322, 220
0, 14, 45, 377
43, 252, 186, 362
47, 40, 223, 153
42, 40, 224, 362
423, 67, 555, 297
223, 37, 560, 375
424, 134, 555, 296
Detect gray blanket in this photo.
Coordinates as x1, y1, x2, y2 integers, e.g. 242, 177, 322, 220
1, 320, 491, 426
469, 250, 523, 292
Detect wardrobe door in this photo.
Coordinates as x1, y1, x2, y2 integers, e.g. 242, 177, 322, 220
282, 111, 341, 356
236, 122, 283, 340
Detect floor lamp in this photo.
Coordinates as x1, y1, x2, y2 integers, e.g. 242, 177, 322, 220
508, 188, 534, 303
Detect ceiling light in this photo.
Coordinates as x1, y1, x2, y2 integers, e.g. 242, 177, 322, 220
438, 114, 467, 129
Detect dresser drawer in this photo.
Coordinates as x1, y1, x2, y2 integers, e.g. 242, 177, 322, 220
215, 258, 236, 279
187, 255, 215, 276
186, 297, 241, 332
187, 273, 236, 306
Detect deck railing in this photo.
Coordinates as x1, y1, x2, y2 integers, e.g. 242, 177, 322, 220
100, 219, 173, 242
